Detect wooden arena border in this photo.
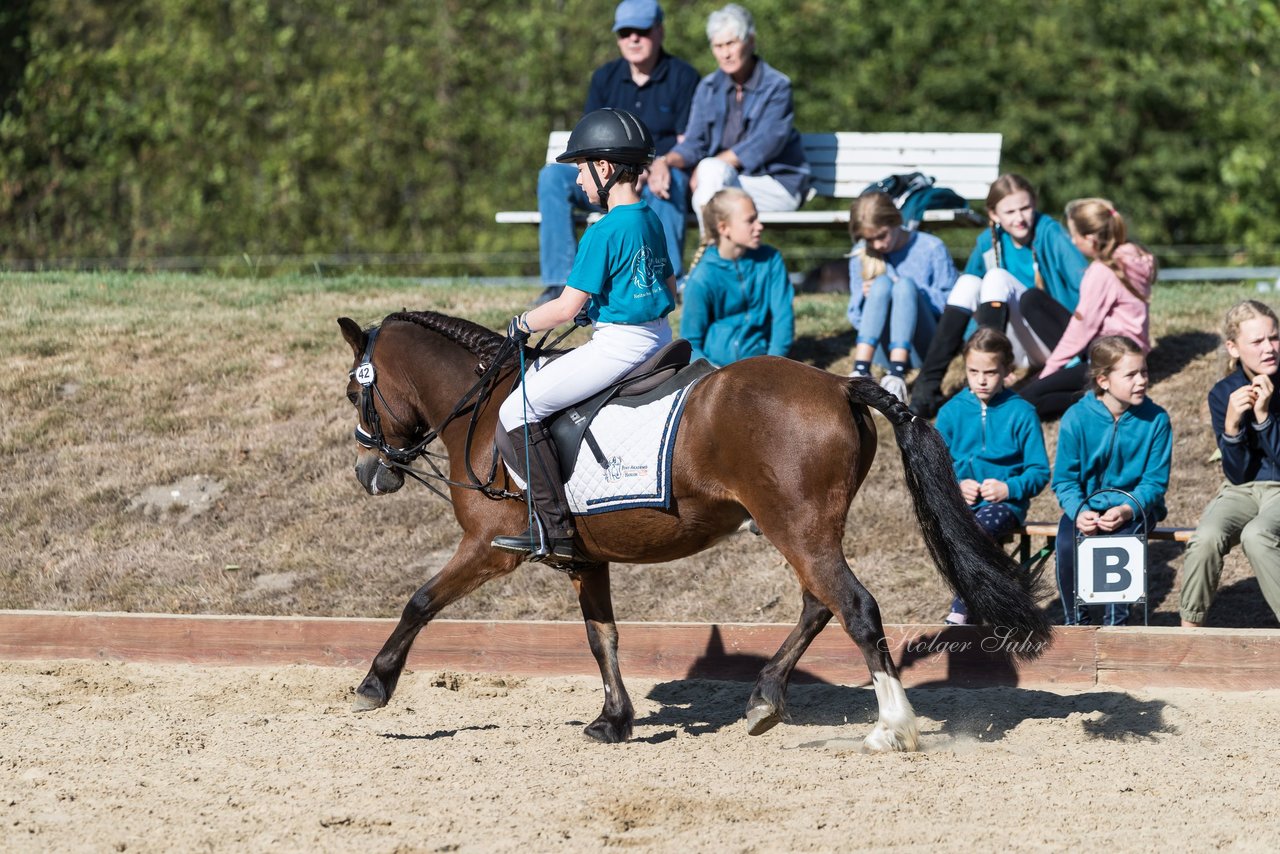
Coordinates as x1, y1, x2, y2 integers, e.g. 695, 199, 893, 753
2, 611, 1279, 691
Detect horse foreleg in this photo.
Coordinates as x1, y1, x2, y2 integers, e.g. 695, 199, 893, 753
572, 565, 634, 743
745, 590, 832, 736
353, 537, 518, 711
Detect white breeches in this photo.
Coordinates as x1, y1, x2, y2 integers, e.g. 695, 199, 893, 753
498, 319, 672, 430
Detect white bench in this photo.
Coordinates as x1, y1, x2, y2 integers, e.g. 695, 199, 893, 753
495, 130, 1003, 229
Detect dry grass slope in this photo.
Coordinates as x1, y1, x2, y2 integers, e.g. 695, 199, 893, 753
2, 272, 1276, 629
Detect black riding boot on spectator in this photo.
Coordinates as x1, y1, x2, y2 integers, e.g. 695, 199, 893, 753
492, 422, 582, 563
1019, 289, 1071, 351
975, 300, 1009, 332
909, 306, 971, 419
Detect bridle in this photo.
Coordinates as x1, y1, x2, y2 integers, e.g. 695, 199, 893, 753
349, 322, 575, 503
350, 325, 529, 503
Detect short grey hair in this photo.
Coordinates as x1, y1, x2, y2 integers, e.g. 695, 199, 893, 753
706, 3, 754, 43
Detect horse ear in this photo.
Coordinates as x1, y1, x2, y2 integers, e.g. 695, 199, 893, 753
337, 317, 365, 357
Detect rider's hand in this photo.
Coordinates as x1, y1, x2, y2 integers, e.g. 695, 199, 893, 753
506, 314, 532, 343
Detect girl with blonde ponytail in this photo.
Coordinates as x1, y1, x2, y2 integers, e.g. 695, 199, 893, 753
680, 188, 794, 366
1020, 198, 1157, 419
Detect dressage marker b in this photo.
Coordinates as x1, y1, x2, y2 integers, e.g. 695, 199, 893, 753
1075, 489, 1149, 626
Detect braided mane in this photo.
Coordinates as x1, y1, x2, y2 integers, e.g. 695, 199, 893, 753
383, 310, 506, 362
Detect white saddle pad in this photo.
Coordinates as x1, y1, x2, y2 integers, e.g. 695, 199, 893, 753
563, 383, 697, 515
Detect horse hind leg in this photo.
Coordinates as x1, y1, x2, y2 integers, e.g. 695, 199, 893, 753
838, 575, 919, 753
745, 590, 832, 735
779, 544, 920, 752
573, 564, 634, 743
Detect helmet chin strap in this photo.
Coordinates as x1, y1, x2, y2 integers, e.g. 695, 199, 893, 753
586, 160, 621, 212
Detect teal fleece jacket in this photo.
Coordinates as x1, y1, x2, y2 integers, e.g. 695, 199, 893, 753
1052, 393, 1172, 523
936, 387, 1050, 522
963, 212, 1088, 313
680, 244, 794, 366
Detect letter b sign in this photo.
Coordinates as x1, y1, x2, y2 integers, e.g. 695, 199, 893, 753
1077, 536, 1146, 604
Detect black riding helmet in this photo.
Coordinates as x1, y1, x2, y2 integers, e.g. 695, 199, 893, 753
556, 108, 655, 211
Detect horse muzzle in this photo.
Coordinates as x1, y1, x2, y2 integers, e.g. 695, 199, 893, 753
354, 453, 405, 495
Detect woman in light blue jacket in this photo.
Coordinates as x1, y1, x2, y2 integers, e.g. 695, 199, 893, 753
651, 4, 810, 233
680, 188, 793, 366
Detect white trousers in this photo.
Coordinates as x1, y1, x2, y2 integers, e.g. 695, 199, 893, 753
946, 270, 1051, 368
691, 158, 802, 232
498, 319, 673, 430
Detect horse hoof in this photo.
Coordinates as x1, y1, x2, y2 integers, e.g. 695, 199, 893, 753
862, 722, 920, 753
351, 692, 384, 712
745, 703, 782, 736
583, 716, 631, 743
351, 676, 389, 712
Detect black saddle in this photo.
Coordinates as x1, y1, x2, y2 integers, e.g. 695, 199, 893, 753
497, 339, 716, 483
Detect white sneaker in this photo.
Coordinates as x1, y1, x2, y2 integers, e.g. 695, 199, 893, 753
880, 373, 908, 404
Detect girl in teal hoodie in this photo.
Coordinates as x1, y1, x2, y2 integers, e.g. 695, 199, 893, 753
1052, 336, 1172, 625
680, 188, 794, 366
936, 328, 1051, 624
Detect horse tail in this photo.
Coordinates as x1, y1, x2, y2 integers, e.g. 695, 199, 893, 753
845, 378, 1052, 659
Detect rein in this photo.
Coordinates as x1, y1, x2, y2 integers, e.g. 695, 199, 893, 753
350, 322, 575, 504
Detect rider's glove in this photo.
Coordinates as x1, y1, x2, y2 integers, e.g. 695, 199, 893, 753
506, 313, 533, 343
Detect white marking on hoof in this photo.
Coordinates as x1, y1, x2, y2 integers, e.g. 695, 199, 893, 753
865, 673, 920, 752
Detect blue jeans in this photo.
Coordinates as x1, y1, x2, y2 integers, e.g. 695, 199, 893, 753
1055, 513, 1152, 626
848, 275, 940, 368
950, 502, 1021, 619
537, 163, 690, 285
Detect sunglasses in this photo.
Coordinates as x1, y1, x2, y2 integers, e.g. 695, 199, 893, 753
616, 27, 654, 39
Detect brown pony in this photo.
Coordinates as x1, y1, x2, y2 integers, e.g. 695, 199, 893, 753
339, 310, 1051, 752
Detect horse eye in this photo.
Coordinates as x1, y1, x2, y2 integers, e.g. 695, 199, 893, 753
346, 391, 359, 405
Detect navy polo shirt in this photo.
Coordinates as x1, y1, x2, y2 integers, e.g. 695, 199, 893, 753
584, 51, 700, 157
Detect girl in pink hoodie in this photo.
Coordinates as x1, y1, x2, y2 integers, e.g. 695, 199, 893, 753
1020, 199, 1156, 419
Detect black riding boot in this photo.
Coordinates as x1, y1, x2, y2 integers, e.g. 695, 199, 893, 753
1019, 289, 1071, 351
909, 306, 971, 419
974, 300, 1009, 332
492, 422, 582, 563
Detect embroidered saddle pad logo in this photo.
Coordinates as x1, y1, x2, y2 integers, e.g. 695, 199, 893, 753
562, 383, 694, 514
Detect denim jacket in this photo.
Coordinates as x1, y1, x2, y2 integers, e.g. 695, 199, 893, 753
669, 58, 810, 199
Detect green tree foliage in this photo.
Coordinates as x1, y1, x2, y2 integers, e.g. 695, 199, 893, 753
2, 0, 1279, 267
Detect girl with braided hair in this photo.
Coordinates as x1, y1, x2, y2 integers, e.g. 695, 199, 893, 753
909, 174, 1088, 418
679, 188, 794, 366
1020, 199, 1156, 419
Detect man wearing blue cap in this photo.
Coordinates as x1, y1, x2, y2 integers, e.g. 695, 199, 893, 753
534, 0, 699, 306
